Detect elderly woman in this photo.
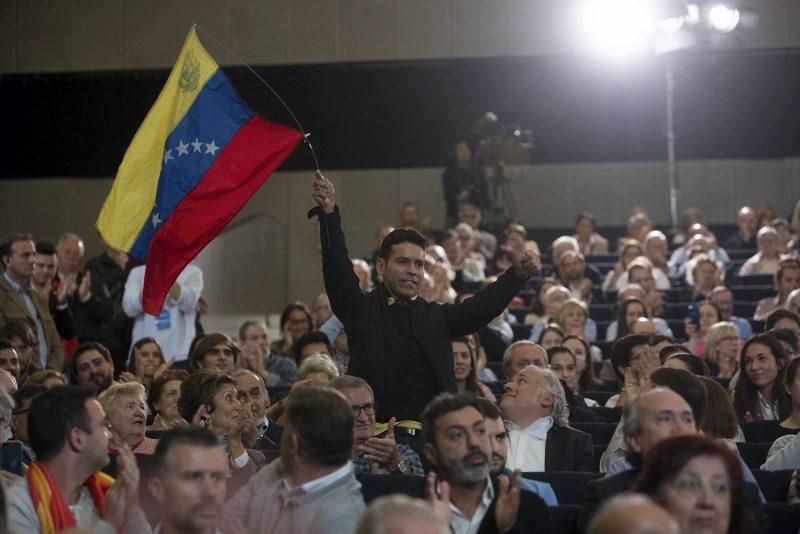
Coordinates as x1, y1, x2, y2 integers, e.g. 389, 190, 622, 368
705, 322, 740, 380
178, 369, 265, 495
191, 332, 240, 373
121, 337, 168, 392
98, 382, 158, 454
687, 254, 723, 300
266, 353, 340, 425
147, 369, 189, 431
634, 434, 752, 534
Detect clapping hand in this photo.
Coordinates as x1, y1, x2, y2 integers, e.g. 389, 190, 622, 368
495, 469, 522, 533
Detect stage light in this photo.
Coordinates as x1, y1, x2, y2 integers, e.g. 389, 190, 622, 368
656, 16, 684, 34
577, 0, 655, 59
708, 4, 740, 33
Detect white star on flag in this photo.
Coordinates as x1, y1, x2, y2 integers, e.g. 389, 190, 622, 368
151, 212, 162, 228
176, 140, 189, 156
191, 138, 204, 153
163, 149, 173, 164
205, 140, 219, 156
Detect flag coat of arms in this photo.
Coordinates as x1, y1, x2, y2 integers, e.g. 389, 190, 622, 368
97, 28, 302, 315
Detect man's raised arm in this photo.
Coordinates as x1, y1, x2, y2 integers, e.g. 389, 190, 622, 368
309, 171, 365, 326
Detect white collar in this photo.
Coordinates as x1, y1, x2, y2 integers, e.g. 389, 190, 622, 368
449, 476, 494, 518
507, 416, 553, 434
282, 461, 352, 495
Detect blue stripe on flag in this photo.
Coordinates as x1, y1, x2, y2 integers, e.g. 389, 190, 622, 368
130, 69, 254, 259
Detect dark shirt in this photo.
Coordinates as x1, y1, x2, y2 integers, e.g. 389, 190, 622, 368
724, 232, 757, 250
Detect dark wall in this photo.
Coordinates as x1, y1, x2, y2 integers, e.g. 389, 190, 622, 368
3, 49, 800, 179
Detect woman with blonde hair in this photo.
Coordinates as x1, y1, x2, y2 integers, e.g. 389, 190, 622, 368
705, 322, 740, 379
430, 262, 457, 304
555, 298, 590, 338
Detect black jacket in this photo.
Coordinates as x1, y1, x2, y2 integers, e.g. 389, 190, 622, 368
314, 206, 527, 421
545, 425, 595, 472
478, 476, 553, 534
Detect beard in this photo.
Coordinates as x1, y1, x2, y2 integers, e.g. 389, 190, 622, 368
490, 452, 506, 477
89, 373, 113, 394
437, 449, 490, 486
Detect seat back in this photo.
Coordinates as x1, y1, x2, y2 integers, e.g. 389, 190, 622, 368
523, 471, 597, 505
571, 422, 615, 447
751, 469, 793, 502
741, 421, 797, 443
764, 503, 800, 534
359, 474, 425, 503
590, 406, 622, 424
735, 442, 772, 469
550, 504, 582, 534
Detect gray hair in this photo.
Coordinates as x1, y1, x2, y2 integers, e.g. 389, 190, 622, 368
0, 386, 14, 422
502, 340, 539, 376
643, 230, 667, 247
327, 375, 373, 400
357, 495, 447, 534
530, 366, 569, 427
297, 353, 339, 381
231, 369, 266, 392
98, 382, 146, 413
622, 387, 672, 439
551, 235, 579, 253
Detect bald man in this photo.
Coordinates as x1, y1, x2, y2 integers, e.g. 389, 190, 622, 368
588, 494, 679, 534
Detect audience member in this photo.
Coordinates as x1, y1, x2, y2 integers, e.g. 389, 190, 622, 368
537, 324, 565, 351
643, 230, 671, 283
311, 171, 538, 422
442, 141, 487, 227
73, 341, 115, 394
10, 383, 46, 463
525, 279, 557, 325
98, 381, 158, 454
238, 319, 297, 387
739, 226, 782, 275
0, 339, 20, 383
732, 334, 791, 421
634, 434, 753, 534
224, 387, 365, 533
779, 357, 800, 431
684, 301, 722, 358
0, 385, 12, 444
458, 203, 497, 261
530, 285, 597, 341
26, 368, 67, 388
311, 292, 334, 328
233, 369, 282, 450
122, 262, 202, 364
190, 332, 239, 373
772, 218, 796, 253
0, 234, 64, 371
178, 369, 265, 492
663, 353, 710, 376
609, 297, 647, 342
503, 341, 547, 380
293, 330, 334, 365
724, 206, 758, 249
753, 259, 800, 321
500, 365, 594, 472
563, 335, 602, 393
573, 212, 609, 255
120, 336, 167, 392
710, 286, 753, 339
766, 308, 800, 337
271, 302, 313, 358
0, 368, 17, 394
146, 426, 229, 534
579, 388, 697, 529
602, 334, 653, 405
0, 320, 38, 386
686, 254, 723, 300
147, 369, 189, 431
452, 337, 493, 399
786, 288, 800, 314
422, 392, 553, 533
327, 375, 423, 476
603, 240, 644, 292
431, 262, 457, 304
30, 241, 78, 343
357, 495, 448, 534
474, 397, 558, 506
555, 251, 595, 303
588, 494, 680, 534
697, 376, 741, 446
554, 298, 595, 343
6, 385, 148, 532
547, 346, 579, 395
704, 322, 740, 380
605, 289, 673, 341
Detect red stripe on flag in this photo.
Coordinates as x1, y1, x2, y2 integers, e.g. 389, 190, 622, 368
142, 116, 302, 315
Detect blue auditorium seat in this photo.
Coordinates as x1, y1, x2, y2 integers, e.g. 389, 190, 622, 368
523, 472, 598, 505
736, 442, 772, 469
751, 470, 793, 502
359, 474, 425, 503
764, 503, 800, 534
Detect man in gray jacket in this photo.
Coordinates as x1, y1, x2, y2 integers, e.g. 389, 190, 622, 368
223, 387, 365, 534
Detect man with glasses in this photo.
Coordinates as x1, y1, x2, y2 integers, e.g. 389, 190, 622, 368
11, 383, 47, 464
327, 375, 423, 476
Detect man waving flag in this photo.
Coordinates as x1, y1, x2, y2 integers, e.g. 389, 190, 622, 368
97, 27, 302, 315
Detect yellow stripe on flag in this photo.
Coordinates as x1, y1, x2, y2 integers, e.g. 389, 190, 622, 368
96, 27, 219, 252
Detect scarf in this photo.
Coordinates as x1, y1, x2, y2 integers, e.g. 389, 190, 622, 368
26, 461, 114, 533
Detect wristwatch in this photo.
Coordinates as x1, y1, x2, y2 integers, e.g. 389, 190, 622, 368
391, 459, 407, 474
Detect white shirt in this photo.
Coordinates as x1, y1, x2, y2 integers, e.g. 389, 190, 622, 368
757, 393, 778, 421
450, 477, 494, 534
122, 264, 203, 362
281, 462, 353, 496
505, 416, 553, 472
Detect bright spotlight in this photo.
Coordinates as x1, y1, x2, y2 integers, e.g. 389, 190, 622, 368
577, 0, 655, 59
656, 16, 685, 34
708, 4, 740, 33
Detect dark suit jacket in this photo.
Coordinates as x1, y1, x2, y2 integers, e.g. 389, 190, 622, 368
478, 476, 554, 534
0, 276, 64, 371
545, 425, 595, 472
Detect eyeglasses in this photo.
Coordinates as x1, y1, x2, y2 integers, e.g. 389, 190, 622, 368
12, 408, 29, 416
352, 403, 375, 417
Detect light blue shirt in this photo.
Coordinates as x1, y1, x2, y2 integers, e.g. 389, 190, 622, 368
3, 273, 48, 368
506, 469, 558, 506
530, 317, 597, 343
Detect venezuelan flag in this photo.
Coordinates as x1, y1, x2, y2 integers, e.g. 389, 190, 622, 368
97, 28, 302, 315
